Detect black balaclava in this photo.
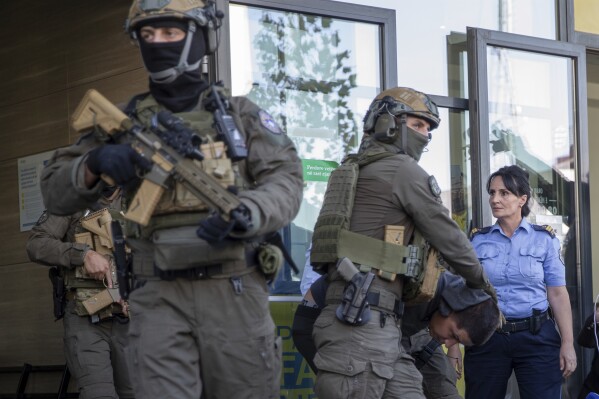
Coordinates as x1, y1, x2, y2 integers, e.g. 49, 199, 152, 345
137, 19, 208, 112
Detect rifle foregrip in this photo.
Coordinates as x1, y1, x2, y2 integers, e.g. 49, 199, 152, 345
124, 180, 165, 226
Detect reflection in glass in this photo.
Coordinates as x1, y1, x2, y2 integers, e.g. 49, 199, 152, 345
229, 4, 381, 292
486, 47, 575, 239
393, 0, 556, 95
485, 45, 582, 397
486, 48, 580, 362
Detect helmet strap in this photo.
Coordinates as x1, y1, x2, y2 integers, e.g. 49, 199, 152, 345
400, 114, 408, 151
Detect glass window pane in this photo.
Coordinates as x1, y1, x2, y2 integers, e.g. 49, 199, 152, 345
486, 47, 575, 248
422, 108, 473, 234
574, 0, 599, 34
587, 53, 599, 303
334, 0, 556, 96
229, 4, 382, 293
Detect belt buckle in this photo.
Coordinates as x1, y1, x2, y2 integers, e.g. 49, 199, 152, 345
500, 322, 516, 334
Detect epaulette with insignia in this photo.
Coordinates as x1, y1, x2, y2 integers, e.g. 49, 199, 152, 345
469, 226, 491, 239
532, 224, 556, 238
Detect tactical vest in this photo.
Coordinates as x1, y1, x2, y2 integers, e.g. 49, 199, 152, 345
310, 148, 444, 303
64, 208, 124, 318
122, 91, 253, 274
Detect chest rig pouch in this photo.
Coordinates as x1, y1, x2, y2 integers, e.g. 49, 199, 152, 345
132, 101, 237, 216
67, 209, 124, 317
310, 150, 443, 304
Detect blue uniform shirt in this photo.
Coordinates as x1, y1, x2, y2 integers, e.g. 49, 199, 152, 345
471, 218, 565, 319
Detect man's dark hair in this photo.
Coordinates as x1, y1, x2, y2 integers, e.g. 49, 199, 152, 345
486, 165, 532, 217
453, 298, 500, 346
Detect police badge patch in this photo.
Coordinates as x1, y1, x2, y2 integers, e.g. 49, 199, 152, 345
259, 110, 283, 135
428, 175, 441, 198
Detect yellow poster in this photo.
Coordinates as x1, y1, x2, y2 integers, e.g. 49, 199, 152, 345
271, 301, 317, 399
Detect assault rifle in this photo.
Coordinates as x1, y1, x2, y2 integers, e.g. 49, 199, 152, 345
71, 89, 252, 230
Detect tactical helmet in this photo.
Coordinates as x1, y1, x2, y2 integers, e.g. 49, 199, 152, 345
125, 0, 223, 54
363, 87, 441, 133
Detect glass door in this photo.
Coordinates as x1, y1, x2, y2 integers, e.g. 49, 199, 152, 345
467, 27, 590, 395
220, 1, 397, 395
223, 0, 396, 295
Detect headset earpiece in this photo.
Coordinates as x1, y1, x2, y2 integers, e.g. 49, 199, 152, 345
372, 113, 397, 143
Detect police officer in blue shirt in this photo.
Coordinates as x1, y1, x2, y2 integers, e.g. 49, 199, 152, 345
464, 165, 576, 399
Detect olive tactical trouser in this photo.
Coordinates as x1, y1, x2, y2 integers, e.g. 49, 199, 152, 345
126, 268, 281, 399
313, 305, 425, 399
63, 301, 134, 399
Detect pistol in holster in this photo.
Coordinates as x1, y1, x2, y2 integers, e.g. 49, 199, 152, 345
335, 257, 375, 326
48, 267, 66, 321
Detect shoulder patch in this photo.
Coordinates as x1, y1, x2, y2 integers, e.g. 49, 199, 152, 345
35, 210, 49, 226
258, 110, 283, 135
532, 224, 556, 238
469, 226, 491, 239
428, 175, 441, 198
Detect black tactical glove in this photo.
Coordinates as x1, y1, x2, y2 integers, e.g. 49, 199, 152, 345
196, 204, 252, 244
86, 144, 151, 186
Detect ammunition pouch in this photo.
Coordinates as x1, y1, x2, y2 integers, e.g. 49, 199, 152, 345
71, 288, 123, 318
151, 226, 246, 272
402, 238, 444, 304
129, 228, 254, 279
152, 152, 234, 215
48, 267, 66, 321
63, 268, 107, 290
256, 243, 284, 281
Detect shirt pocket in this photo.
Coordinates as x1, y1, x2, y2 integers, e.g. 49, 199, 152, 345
518, 245, 545, 279
476, 242, 506, 283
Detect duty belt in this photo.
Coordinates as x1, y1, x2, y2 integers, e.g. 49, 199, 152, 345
154, 264, 224, 280
499, 310, 549, 334
326, 285, 404, 319
366, 291, 404, 319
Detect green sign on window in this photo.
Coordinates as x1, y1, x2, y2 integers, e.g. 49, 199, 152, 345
302, 159, 338, 182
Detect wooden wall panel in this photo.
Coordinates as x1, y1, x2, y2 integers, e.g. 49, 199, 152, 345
0, 1, 151, 389
0, 1, 142, 109
0, 263, 64, 365
0, 93, 70, 161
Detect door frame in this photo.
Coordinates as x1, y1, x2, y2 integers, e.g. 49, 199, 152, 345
214, 0, 397, 90
467, 26, 592, 382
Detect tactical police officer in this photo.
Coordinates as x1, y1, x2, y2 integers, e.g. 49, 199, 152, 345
295, 262, 465, 399
293, 272, 498, 399
26, 190, 133, 399
308, 87, 497, 398
40, 1, 303, 398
